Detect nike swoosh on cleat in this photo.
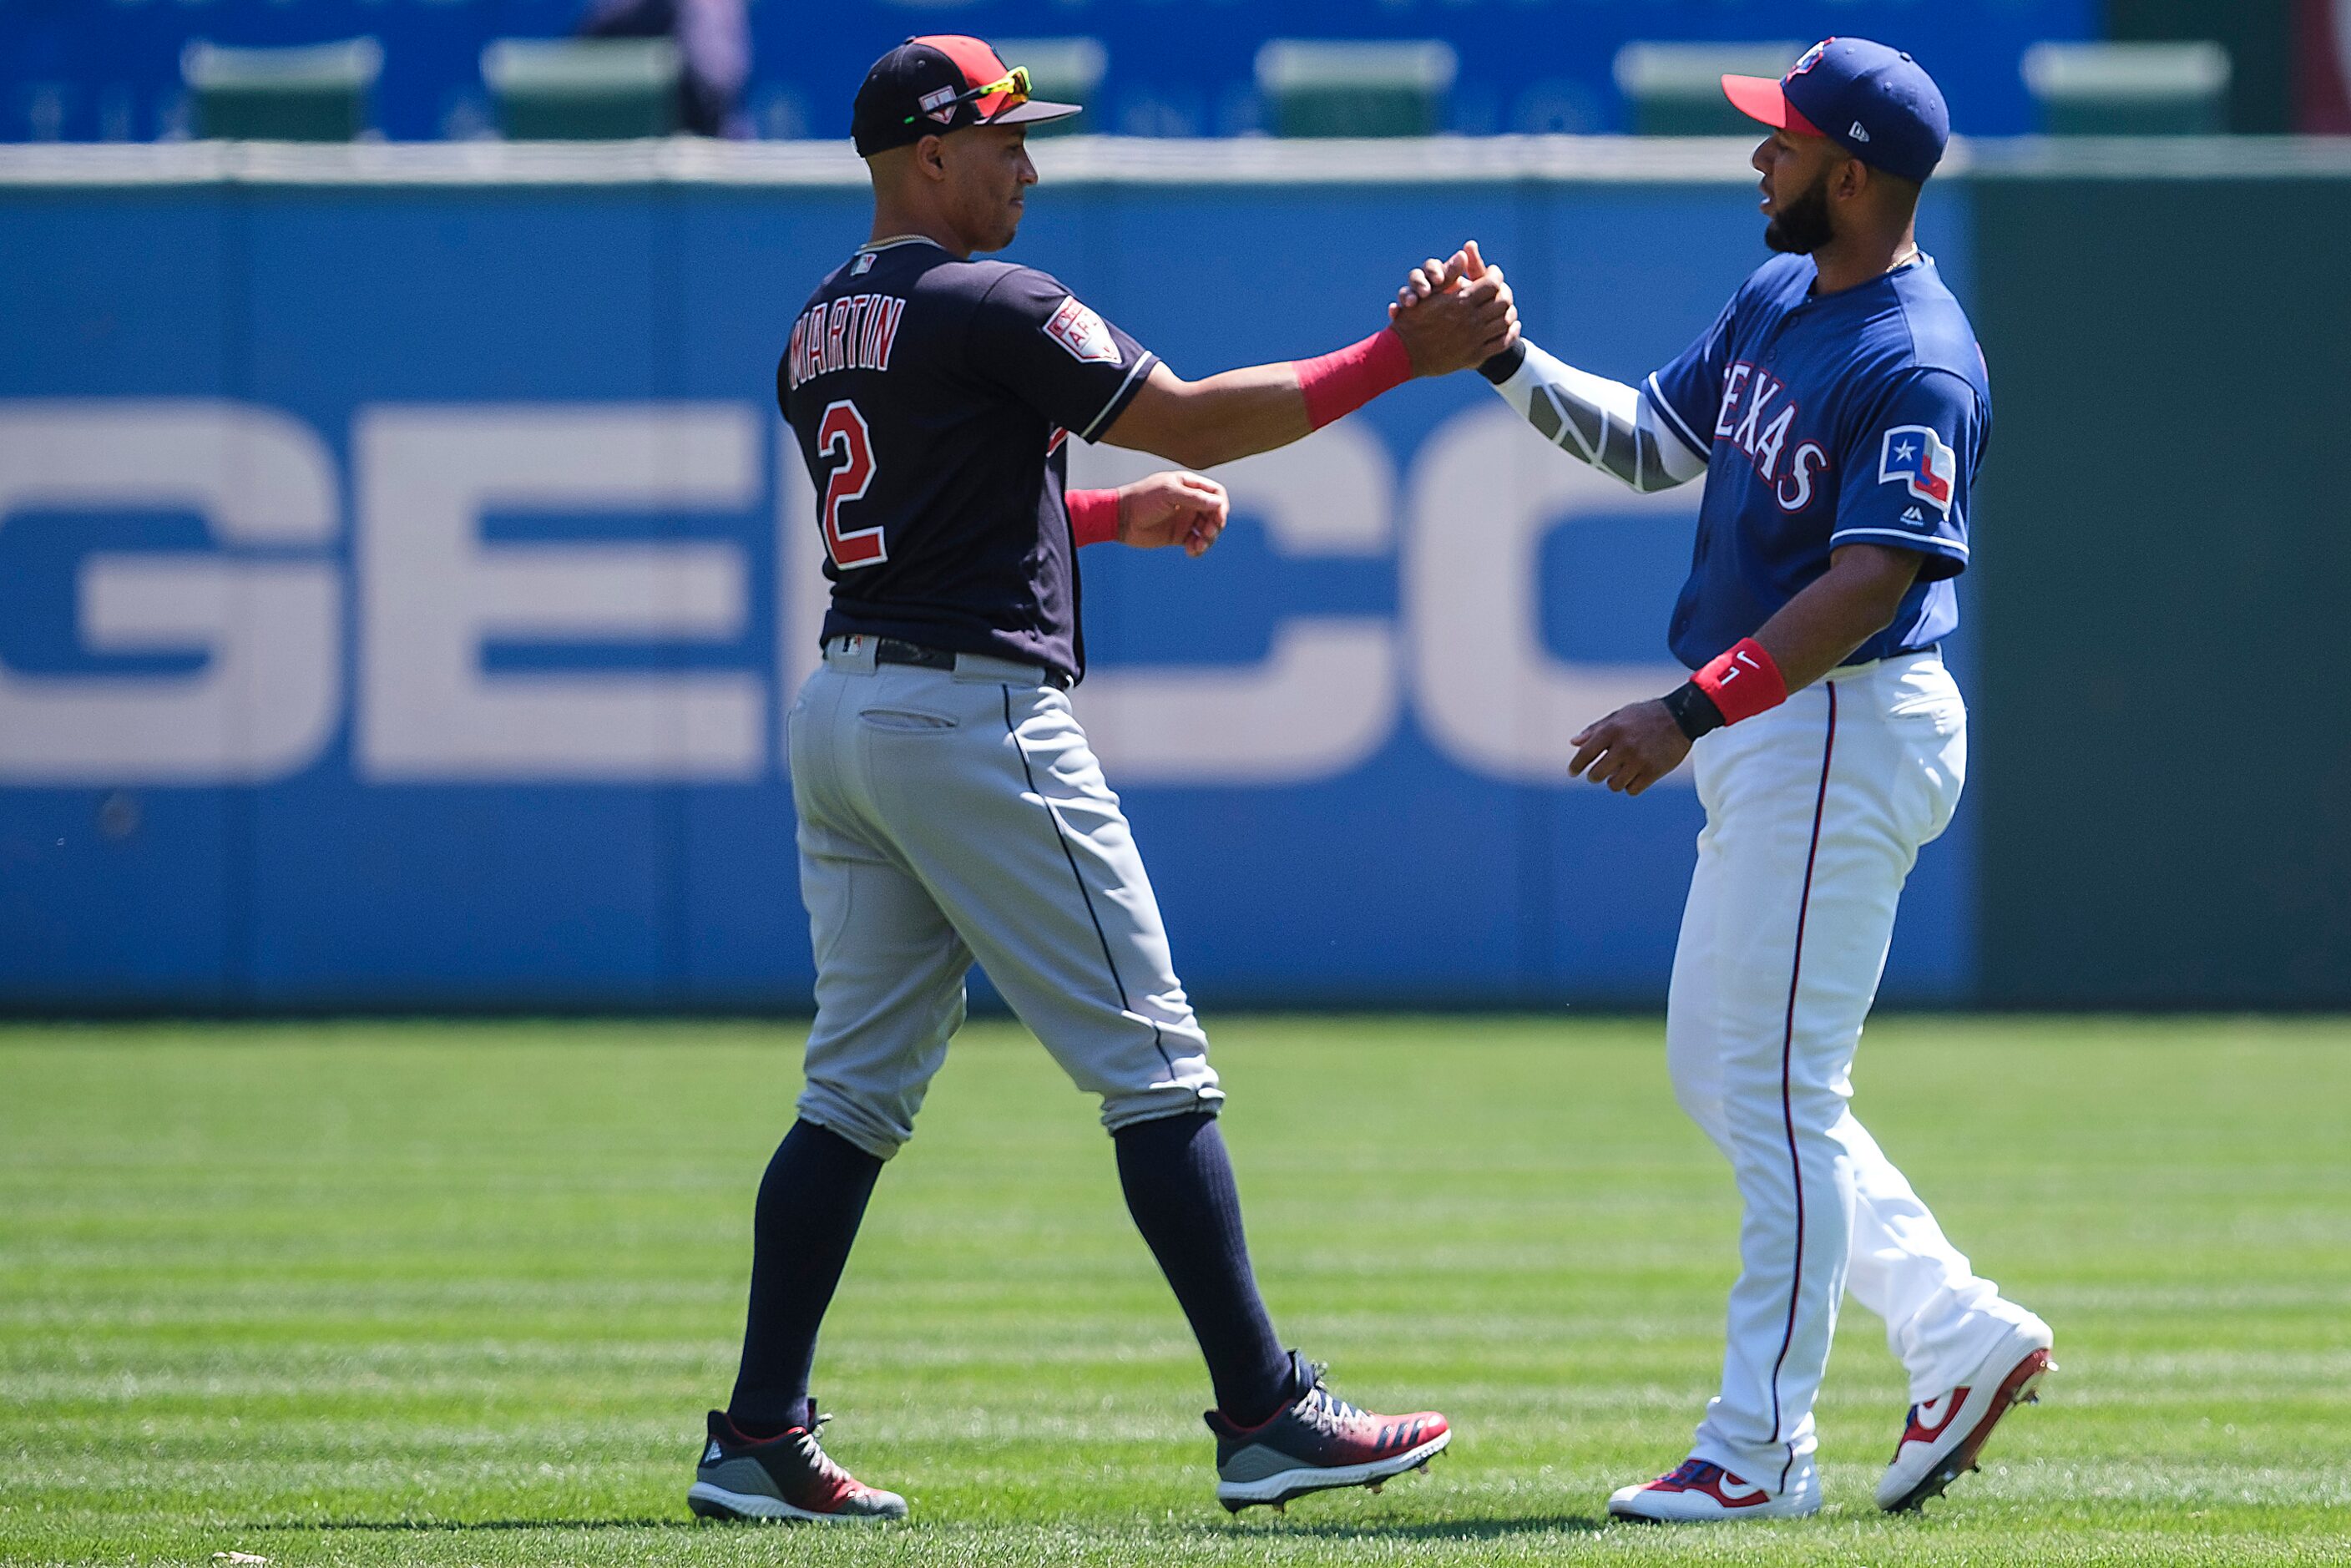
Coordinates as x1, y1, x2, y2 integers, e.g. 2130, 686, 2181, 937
1904, 1388, 1970, 1445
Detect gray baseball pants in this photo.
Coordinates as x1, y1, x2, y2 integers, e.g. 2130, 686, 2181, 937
787, 635, 1223, 1159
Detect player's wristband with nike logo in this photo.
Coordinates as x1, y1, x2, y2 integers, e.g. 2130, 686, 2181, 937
1696, 638, 1788, 721
1295, 328, 1413, 430
1666, 637, 1789, 740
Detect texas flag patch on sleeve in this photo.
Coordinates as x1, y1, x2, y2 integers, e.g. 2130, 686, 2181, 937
1044, 295, 1122, 365
1878, 424, 1957, 514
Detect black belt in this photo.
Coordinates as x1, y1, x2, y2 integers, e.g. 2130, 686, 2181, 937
872, 637, 956, 671
864, 636, 1073, 689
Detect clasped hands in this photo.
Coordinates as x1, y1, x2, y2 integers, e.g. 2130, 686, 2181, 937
1389, 240, 1519, 376
1117, 240, 1520, 558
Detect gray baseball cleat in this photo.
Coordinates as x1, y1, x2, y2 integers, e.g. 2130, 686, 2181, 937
1877, 1316, 2055, 1512
686, 1401, 908, 1524
1206, 1352, 1451, 1513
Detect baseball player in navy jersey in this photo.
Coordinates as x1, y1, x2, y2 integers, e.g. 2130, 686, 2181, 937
1399, 38, 2052, 1522
689, 35, 1516, 1525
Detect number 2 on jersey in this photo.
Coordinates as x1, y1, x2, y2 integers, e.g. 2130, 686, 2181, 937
817, 400, 886, 569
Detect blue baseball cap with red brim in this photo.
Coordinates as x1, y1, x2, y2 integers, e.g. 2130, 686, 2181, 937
1722, 38, 1950, 185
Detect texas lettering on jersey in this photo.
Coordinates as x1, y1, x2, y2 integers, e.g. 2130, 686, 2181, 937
1711, 360, 1831, 513
784, 292, 908, 393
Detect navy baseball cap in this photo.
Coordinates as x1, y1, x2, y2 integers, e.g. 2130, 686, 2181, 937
852, 35, 1082, 157
1722, 38, 1950, 185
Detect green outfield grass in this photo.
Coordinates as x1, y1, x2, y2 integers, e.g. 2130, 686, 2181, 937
3, 1016, 2346, 1566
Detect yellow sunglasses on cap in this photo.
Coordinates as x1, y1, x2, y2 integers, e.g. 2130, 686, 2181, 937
902, 65, 1031, 127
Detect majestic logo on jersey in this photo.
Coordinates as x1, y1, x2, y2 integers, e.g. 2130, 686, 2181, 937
1878, 424, 1956, 513
1044, 296, 1120, 365
1789, 40, 1832, 79
785, 292, 908, 393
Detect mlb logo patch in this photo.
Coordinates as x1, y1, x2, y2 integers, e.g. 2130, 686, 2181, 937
1044, 296, 1121, 365
1878, 424, 1956, 513
918, 86, 959, 124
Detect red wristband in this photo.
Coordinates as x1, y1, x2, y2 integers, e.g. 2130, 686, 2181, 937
1067, 488, 1120, 547
1691, 637, 1789, 726
1294, 327, 1413, 431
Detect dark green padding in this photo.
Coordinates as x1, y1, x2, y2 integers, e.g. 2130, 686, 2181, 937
1968, 171, 2351, 1005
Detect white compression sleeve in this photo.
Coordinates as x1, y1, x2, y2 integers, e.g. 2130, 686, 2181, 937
1486, 340, 1709, 493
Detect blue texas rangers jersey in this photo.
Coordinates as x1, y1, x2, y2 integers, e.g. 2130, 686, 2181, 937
1645, 251, 1989, 670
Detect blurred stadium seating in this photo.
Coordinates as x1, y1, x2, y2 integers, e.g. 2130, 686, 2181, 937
481, 36, 683, 140
2022, 39, 2232, 134
0, 0, 2116, 144
181, 38, 383, 142
6, 1, 2333, 143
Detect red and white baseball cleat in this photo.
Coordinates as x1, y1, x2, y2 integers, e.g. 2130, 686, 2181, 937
1606, 1457, 1821, 1522
687, 1403, 908, 1523
1207, 1353, 1450, 1512
1876, 1317, 2055, 1512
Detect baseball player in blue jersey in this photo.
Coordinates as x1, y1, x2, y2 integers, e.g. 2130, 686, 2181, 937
692, 35, 1514, 1525
1400, 38, 2052, 1521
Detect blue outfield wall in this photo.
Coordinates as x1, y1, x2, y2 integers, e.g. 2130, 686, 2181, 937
0, 149, 1975, 1010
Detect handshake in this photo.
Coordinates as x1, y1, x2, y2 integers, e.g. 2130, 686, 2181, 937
1386, 240, 1519, 379
1099, 239, 1519, 559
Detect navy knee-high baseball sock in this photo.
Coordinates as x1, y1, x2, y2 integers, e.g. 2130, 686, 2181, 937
726, 1118, 884, 1434
1114, 1110, 1295, 1427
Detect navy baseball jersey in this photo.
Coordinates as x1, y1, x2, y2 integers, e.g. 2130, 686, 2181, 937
779, 236, 1158, 682
1646, 252, 1988, 670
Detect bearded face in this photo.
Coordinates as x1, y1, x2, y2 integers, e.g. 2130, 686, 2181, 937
1764, 161, 1838, 255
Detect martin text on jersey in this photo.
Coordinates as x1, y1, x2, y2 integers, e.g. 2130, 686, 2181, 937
785, 293, 906, 393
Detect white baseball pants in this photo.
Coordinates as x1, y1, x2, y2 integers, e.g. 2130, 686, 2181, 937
786, 636, 1221, 1161
1667, 651, 2037, 1495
